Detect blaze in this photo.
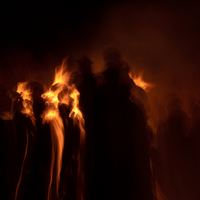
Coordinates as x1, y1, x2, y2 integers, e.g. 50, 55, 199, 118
69, 84, 86, 200
42, 60, 86, 200
43, 110, 64, 200
69, 85, 84, 126
41, 64, 68, 200
128, 71, 155, 91
42, 62, 70, 108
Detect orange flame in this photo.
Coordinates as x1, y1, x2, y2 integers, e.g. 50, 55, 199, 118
69, 84, 86, 200
43, 110, 64, 200
42, 61, 86, 200
41, 64, 68, 200
128, 71, 155, 91
16, 82, 35, 124
42, 63, 70, 108
12, 82, 35, 200
14, 129, 29, 200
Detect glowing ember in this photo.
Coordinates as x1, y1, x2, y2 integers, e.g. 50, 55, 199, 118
128, 71, 155, 91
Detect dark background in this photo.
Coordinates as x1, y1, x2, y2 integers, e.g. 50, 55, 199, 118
1, 0, 200, 99
0, 0, 117, 54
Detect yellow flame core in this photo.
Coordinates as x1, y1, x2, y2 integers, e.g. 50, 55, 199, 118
16, 82, 35, 124
43, 91, 59, 107
53, 63, 70, 86
42, 63, 86, 200
42, 64, 70, 108
128, 71, 155, 91
69, 85, 84, 122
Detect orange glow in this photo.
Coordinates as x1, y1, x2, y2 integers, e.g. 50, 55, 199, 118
128, 71, 155, 91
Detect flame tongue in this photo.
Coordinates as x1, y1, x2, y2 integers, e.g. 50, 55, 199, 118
69, 84, 86, 200
41, 65, 68, 200
10, 82, 36, 200
16, 82, 35, 124
42, 62, 86, 200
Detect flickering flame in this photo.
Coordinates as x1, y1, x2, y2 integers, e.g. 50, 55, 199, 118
128, 71, 155, 91
16, 82, 35, 124
41, 64, 68, 200
53, 62, 70, 86
42, 63, 70, 108
12, 82, 35, 200
42, 61, 86, 200
69, 84, 86, 200
69, 85, 84, 122
43, 111, 64, 200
